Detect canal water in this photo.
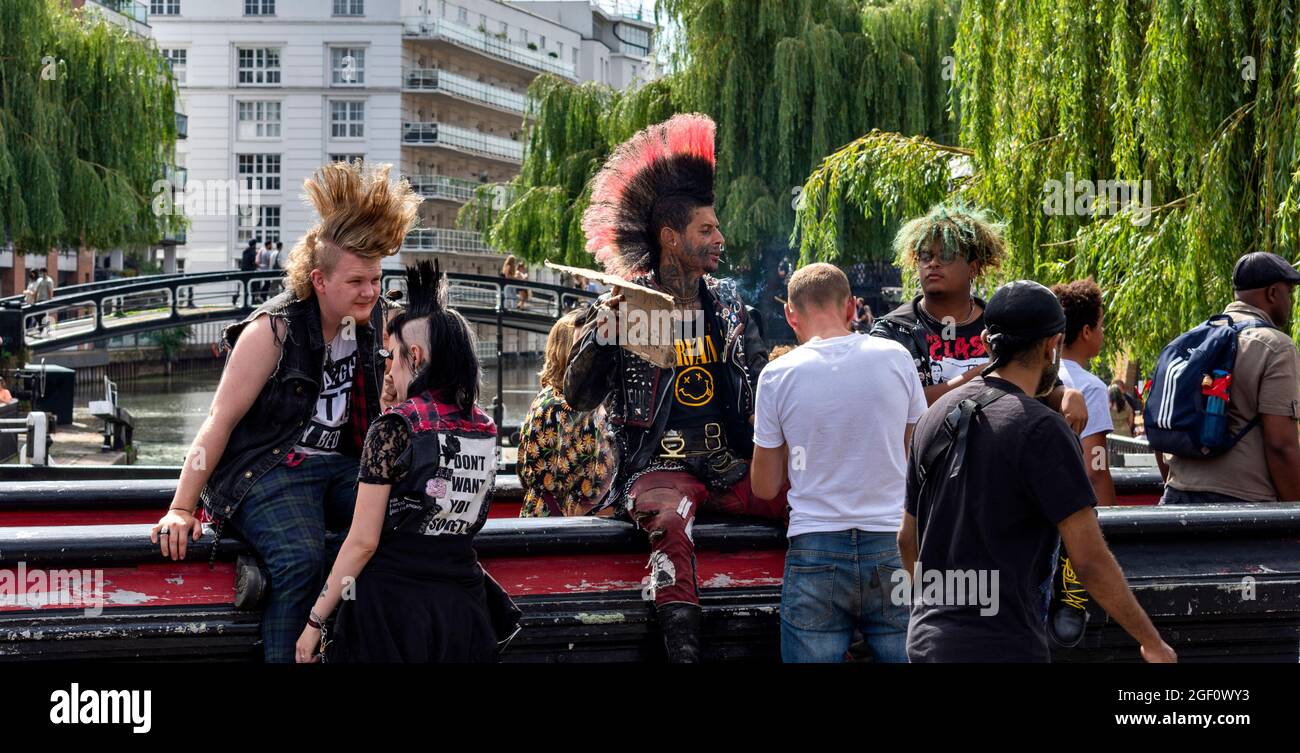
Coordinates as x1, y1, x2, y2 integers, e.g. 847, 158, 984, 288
73, 357, 545, 466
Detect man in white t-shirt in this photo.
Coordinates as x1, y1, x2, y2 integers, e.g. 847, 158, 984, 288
752, 263, 926, 663
1052, 279, 1115, 505
1049, 278, 1115, 648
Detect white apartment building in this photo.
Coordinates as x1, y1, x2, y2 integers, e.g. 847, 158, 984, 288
513, 1, 656, 89
149, 0, 655, 350
149, 0, 404, 274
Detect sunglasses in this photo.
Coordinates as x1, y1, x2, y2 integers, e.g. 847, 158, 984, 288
916, 247, 965, 265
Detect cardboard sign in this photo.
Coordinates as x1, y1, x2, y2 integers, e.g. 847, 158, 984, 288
545, 261, 677, 368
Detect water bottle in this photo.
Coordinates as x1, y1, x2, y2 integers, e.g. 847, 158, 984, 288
1200, 369, 1230, 449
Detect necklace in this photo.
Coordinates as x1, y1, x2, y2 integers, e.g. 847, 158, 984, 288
921, 296, 977, 326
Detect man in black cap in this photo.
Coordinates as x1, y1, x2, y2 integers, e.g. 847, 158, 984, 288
1158, 252, 1300, 504
898, 280, 1176, 662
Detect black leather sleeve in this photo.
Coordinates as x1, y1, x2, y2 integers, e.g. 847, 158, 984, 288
562, 301, 619, 412
741, 307, 770, 387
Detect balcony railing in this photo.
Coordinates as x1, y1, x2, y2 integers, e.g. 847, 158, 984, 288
402, 228, 493, 255
405, 174, 481, 203
402, 68, 528, 114
175, 112, 188, 139
401, 122, 523, 162
89, 0, 148, 25
402, 17, 576, 79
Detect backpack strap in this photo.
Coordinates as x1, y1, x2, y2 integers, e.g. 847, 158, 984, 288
1226, 318, 1276, 447
917, 386, 1007, 486
914, 385, 1007, 555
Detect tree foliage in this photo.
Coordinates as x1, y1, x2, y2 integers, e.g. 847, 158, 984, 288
0, 0, 178, 253
466, 0, 958, 275
797, 0, 1300, 365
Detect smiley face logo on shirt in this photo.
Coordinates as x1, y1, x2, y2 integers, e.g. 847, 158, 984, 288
675, 366, 714, 407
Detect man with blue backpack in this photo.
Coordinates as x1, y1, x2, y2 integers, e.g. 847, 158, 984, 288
1148, 251, 1300, 504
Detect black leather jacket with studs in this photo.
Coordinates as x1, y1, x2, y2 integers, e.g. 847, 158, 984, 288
563, 273, 769, 508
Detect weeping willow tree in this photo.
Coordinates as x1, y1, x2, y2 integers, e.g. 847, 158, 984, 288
0, 0, 178, 255
458, 76, 677, 267
463, 0, 958, 275
797, 0, 1300, 365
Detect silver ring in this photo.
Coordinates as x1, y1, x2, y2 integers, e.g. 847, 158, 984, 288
159, 528, 170, 536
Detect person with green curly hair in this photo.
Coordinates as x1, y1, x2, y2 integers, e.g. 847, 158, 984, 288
869, 203, 1005, 404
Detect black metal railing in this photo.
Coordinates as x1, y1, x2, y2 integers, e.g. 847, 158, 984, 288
1, 270, 597, 355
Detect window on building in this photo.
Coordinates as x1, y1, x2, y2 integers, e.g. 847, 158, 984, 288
615, 24, 652, 56
331, 47, 366, 85
558, 42, 564, 59
237, 48, 281, 86
161, 48, 187, 85
150, 0, 179, 15
244, 0, 275, 15
330, 100, 366, 139
237, 154, 281, 191
330, 153, 365, 164
456, 6, 467, 24
499, 21, 507, 35
238, 205, 281, 244
237, 100, 282, 139
540, 35, 546, 49
332, 0, 363, 16
572, 48, 578, 66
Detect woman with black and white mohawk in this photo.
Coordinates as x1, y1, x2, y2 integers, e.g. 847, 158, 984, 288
152, 160, 419, 663
297, 260, 506, 663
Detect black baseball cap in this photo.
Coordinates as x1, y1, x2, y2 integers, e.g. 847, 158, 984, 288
984, 280, 1066, 341
1232, 252, 1300, 290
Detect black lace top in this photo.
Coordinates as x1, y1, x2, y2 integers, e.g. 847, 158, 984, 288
358, 415, 411, 486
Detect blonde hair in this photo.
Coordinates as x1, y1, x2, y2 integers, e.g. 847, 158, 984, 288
283, 162, 422, 300
787, 262, 851, 313
501, 255, 518, 276
539, 310, 581, 392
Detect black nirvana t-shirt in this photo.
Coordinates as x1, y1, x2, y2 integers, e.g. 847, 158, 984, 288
874, 296, 988, 387
667, 312, 726, 429
904, 376, 1096, 662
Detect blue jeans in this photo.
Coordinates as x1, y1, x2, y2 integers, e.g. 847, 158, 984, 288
780, 530, 909, 663
230, 453, 359, 663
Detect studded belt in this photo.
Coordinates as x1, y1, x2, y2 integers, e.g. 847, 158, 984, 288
657, 422, 725, 459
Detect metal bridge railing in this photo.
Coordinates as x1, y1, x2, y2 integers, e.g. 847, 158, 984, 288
3, 270, 598, 354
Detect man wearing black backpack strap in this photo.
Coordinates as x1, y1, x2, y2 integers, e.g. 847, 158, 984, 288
900, 281, 1175, 663
1159, 252, 1300, 504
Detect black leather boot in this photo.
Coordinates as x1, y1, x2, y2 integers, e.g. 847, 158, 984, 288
1048, 555, 1090, 647
658, 603, 702, 663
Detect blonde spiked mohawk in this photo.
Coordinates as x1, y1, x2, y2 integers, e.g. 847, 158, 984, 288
284, 161, 422, 300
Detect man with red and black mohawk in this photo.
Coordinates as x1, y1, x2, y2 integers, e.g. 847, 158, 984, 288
565, 114, 786, 662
